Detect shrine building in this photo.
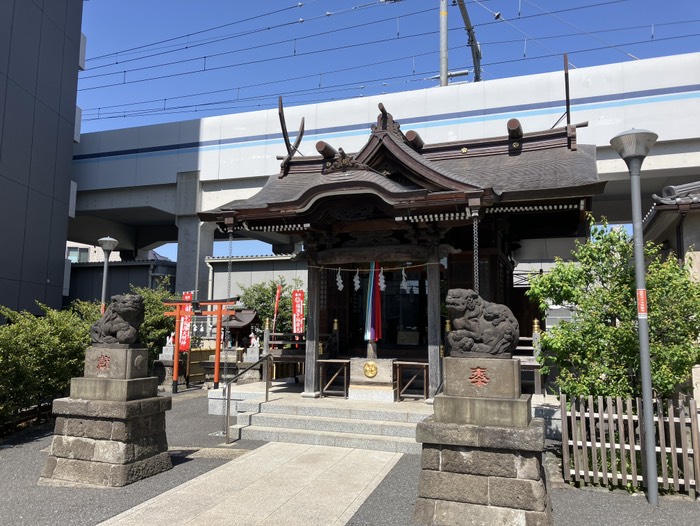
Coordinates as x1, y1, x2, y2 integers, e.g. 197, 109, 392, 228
199, 103, 603, 399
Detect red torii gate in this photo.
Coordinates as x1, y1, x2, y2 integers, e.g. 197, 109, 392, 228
163, 299, 238, 392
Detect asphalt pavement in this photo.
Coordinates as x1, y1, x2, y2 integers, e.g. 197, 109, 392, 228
0, 387, 698, 525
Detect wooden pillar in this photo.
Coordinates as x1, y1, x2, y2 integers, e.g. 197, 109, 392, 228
427, 246, 441, 398
302, 263, 321, 398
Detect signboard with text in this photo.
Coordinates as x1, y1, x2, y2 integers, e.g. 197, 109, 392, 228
179, 291, 193, 351
637, 289, 648, 319
292, 289, 305, 334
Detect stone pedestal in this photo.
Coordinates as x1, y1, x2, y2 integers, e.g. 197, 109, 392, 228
40, 345, 172, 487
414, 357, 552, 525
158, 343, 174, 361
348, 358, 395, 403
245, 345, 261, 363
153, 359, 187, 392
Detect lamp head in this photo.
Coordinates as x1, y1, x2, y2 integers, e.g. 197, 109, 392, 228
610, 129, 658, 162
97, 236, 119, 253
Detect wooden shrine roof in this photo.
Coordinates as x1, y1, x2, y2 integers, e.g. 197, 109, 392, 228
199, 104, 603, 228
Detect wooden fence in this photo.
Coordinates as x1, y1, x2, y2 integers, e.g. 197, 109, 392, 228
561, 394, 700, 497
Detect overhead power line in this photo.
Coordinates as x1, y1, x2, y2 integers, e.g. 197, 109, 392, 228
523, 0, 640, 61
80, 16, 699, 109
79, 0, 643, 91
473, 0, 575, 67
80, 7, 433, 80
86, 1, 313, 62
85, 0, 398, 68
81, 32, 700, 123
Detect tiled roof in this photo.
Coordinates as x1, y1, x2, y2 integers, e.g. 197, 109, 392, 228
202, 108, 601, 223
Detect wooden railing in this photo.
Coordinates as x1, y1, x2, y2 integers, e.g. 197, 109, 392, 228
561, 394, 700, 498
394, 361, 429, 401
318, 359, 350, 398
264, 331, 305, 380
265, 331, 306, 355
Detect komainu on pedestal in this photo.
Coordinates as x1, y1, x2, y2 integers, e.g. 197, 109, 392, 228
445, 288, 519, 359
40, 294, 173, 487
414, 289, 553, 526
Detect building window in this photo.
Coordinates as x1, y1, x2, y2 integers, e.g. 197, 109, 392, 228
67, 247, 89, 263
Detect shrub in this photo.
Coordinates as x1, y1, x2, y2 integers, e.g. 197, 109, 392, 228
129, 279, 177, 361
527, 217, 700, 399
238, 276, 304, 335
0, 301, 98, 430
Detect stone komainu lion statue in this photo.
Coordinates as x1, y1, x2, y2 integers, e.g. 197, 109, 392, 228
445, 288, 519, 358
90, 294, 145, 346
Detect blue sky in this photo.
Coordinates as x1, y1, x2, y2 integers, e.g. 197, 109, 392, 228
77, 0, 700, 259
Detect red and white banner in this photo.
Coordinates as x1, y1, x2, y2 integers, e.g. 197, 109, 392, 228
292, 289, 305, 334
179, 291, 193, 351
272, 284, 282, 332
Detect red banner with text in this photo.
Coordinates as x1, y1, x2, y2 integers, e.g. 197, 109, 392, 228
179, 291, 193, 351
292, 289, 305, 334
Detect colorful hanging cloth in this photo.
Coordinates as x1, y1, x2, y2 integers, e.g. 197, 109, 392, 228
364, 262, 383, 341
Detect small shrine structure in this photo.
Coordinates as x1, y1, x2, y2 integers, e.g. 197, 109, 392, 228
200, 103, 604, 399
645, 180, 700, 278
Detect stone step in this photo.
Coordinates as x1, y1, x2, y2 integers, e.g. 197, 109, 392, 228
231, 425, 422, 454
232, 398, 431, 423
235, 411, 418, 438
213, 384, 431, 453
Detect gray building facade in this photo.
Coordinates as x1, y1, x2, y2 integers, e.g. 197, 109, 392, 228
207, 255, 307, 300
68, 259, 177, 304
0, 0, 83, 313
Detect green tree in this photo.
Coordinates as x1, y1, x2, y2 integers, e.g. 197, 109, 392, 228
0, 301, 99, 429
130, 278, 177, 360
238, 276, 304, 334
527, 217, 700, 399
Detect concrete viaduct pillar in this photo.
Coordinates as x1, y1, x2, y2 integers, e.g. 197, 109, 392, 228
175, 171, 214, 300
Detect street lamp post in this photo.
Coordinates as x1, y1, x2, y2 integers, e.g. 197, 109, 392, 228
610, 129, 658, 506
97, 236, 119, 314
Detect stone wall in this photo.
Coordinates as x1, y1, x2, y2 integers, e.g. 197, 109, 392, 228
414, 420, 551, 525
41, 397, 172, 487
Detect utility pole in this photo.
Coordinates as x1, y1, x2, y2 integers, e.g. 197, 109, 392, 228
439, 0, 448, 86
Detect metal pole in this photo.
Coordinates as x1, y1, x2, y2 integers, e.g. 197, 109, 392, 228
172, 304, 181, 394
456, 0, 481, 81
628, 156, 659, 506
214, 306, 223, 389
439, 0, 448, 87
100, 253, 109, 314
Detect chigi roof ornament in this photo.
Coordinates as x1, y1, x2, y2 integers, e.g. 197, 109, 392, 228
277, 96, 305, 178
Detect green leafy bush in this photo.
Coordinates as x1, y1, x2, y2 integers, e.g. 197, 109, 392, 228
0, 301, 99, 430
129, 279, 177, 361
527, 217, 700, 399
0, 280, 178, 431
238, 276, 304, 334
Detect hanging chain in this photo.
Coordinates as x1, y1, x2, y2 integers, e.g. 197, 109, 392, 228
473, 217, 479, 294
223, 231, 234, 389
226, 231, 233, 303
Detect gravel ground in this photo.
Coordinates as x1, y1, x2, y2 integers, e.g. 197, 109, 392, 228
348, 453, 700, 526
347, 453, 424, 526
0, 387, 263, 526
548, 485, 700, 526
